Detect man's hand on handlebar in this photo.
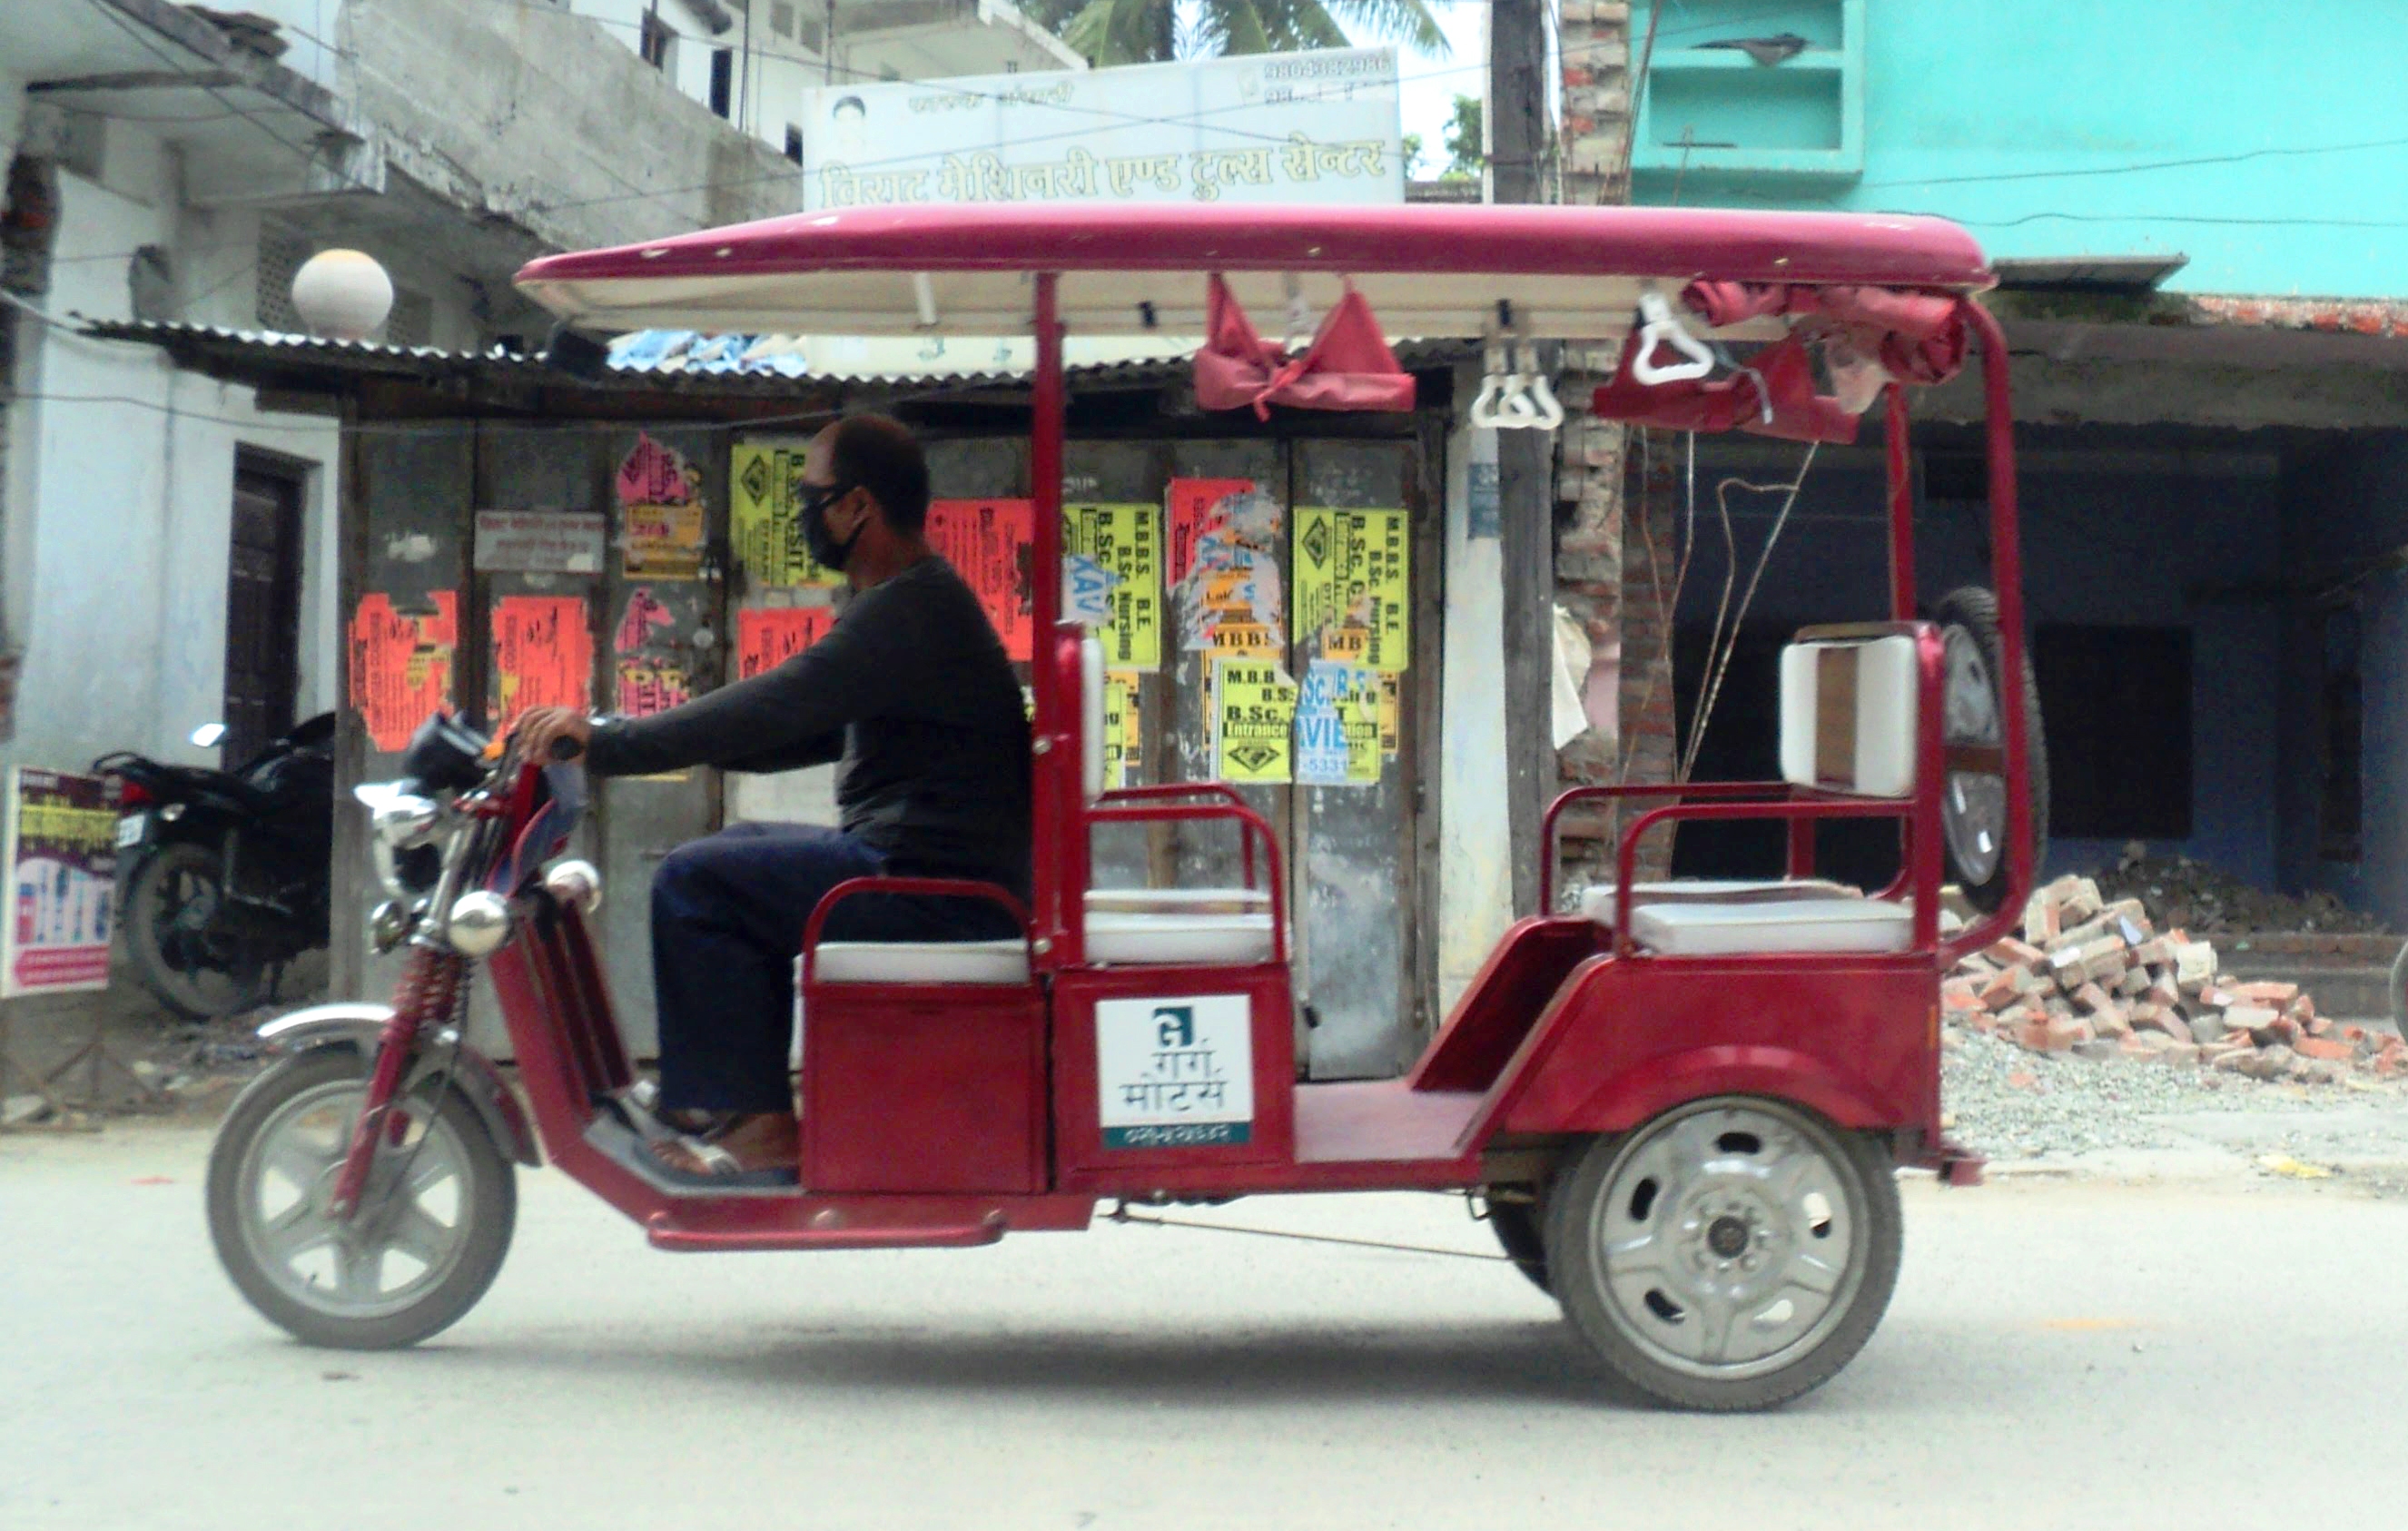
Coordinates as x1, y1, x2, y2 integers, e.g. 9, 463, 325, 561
516, 707, 592, 764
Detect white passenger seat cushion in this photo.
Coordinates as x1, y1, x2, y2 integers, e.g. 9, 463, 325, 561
1780, 636, 1919, 797
814, 939, 1031, 984
1626, 898, 1913, 956
1086, 887, 1270, 916
1085, 911, 1275, 965
1578, 879, 1856, 924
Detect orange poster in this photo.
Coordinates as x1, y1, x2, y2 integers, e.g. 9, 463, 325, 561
490, 595, 594, 735
925, 498, 1033, 660
347, 591, 458, 753
1168, 478, 1255, 585
736, 606, 835, 680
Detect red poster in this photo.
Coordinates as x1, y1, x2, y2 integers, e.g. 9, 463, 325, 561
925, 498, 1034, 660
736, 607, 834, 680
1168, 478, 1256, 586
347, 590, 458, 753
490, 595, 594, 736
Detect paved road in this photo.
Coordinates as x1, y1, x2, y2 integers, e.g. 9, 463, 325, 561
4, 1124, 2403, 1530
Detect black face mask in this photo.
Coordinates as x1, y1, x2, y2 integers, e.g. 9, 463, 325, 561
799, 479, 861, 573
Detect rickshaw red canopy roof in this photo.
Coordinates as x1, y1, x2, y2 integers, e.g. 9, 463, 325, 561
515, 203, 1993, 341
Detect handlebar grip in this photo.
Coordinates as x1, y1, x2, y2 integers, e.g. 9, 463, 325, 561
548, 736, 585, 762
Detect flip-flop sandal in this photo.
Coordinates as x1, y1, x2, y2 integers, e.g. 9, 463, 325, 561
646, 1132, 798, 1189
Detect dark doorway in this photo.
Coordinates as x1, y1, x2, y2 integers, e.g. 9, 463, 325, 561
2032, 624, 2193, 840
222, 452, 306, 766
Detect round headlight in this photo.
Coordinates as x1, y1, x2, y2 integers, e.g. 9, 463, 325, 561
446, 890, 512, 958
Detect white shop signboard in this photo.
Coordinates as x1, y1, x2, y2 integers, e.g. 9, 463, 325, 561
800, 47, 1402, 212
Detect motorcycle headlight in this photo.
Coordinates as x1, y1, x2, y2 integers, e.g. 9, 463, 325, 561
358, 784, 444, 898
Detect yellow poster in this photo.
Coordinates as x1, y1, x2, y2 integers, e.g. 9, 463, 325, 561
1101, 669, 1143, 789
623, 502, 706, 578
1293, 507, 1410, 672
731, 441, 842, 589
1215, 658, 1297, 784
1208, 621, 1282, 660
1064, 502, 1161, 669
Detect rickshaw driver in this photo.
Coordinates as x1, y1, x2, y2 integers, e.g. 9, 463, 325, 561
519, 413, 1032, 1185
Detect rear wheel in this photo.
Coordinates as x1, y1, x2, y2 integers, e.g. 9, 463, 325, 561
1547, 1097, 1900, 1410
123, 841, 270, 1019
1485, 1195, 1551, 1294
1933, 587, 2048, 912
206, 1048, 515, 1349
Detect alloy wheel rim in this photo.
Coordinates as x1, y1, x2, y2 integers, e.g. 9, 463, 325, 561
1587, 1101, 1867, 1381
1939, 625, 2007, 885
233, 1079, 474, 1320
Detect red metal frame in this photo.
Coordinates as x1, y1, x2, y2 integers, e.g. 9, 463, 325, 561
419, 218, 2029, 1251
519, 203, 1993, 293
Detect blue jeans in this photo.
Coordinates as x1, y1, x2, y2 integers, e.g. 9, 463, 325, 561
648, 823, 1022, 1113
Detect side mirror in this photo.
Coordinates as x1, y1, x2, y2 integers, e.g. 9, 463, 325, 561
191, 722, 227, 749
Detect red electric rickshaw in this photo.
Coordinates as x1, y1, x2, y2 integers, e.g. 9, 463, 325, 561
204, 203, 2032, 1410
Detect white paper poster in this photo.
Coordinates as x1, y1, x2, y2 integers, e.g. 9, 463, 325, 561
3, 768, 120, 997
1095, 993, 1254, 1149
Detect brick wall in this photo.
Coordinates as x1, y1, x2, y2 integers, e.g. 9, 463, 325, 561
1552, 3, 1675, 895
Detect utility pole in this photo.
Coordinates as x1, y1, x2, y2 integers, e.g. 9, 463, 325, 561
1489, 0, 1554, 915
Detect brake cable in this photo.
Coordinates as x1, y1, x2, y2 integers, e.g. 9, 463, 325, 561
1106, 1201, 1509, 1263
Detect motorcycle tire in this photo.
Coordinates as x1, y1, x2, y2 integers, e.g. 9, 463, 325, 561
122, 841, 271, 1021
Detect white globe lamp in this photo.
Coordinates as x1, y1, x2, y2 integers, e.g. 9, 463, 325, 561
290, 249, 394, 341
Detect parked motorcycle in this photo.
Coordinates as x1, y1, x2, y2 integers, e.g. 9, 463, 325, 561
94, 714, 336, 1018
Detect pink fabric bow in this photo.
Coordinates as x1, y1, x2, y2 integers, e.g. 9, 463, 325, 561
1194, 274, 1416, 419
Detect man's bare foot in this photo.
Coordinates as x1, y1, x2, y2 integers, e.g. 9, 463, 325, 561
647, 1111, 798, 1180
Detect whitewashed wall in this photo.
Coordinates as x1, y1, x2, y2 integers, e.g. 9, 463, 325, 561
1437, 373, 1513, 1009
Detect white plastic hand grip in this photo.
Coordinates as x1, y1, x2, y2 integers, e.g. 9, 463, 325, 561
1629, 289, 1716, 386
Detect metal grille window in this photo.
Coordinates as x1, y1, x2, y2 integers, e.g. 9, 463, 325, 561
253, 225, 307, 331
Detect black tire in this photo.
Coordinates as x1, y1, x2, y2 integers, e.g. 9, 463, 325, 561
1933, 587, 2048, 913
1485, 1195, 1551, 1295
122, 841, 270, 1020
1545, 1098, 1902, 1411
207, 1048, 516, 1350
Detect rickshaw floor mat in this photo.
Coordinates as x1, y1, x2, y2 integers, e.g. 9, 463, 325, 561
582, 1115, 807, 1198
1294, 1082, 1485, 1164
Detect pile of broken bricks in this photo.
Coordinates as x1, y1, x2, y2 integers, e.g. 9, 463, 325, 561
1944, 874, 2408, 1085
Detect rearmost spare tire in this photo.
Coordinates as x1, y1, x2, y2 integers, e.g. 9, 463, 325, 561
1934, 586, 2048, 913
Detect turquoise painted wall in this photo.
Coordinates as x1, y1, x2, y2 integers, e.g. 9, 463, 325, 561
1629, 1, 2408, 298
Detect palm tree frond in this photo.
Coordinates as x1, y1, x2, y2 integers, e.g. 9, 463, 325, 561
1311, 0, 1450, 55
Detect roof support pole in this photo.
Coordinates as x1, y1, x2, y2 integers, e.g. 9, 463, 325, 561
1029, 272, 1077, 963
1492, 0, 1554, 915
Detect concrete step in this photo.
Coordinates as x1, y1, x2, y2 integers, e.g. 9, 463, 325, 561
2217, 943, 2402, 1022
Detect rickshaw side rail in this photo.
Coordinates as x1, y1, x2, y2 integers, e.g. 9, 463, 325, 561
1540, 781, 1801, 911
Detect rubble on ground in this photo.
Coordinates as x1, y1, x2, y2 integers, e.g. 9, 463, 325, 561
1945, 874, 2408, 1087
2095, 843, 2391, 937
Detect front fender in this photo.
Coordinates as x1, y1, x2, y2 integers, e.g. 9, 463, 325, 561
257, 1003, 540, 1167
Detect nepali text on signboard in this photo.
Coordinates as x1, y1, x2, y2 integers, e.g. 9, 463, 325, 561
801, 48, 1402, 212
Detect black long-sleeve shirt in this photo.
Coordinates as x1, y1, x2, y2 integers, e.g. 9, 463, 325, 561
587, 558, 1031, 890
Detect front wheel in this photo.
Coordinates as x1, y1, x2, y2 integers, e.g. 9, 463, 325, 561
207, 1048, 515, 1349
1546, 1097, 1901, 1410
